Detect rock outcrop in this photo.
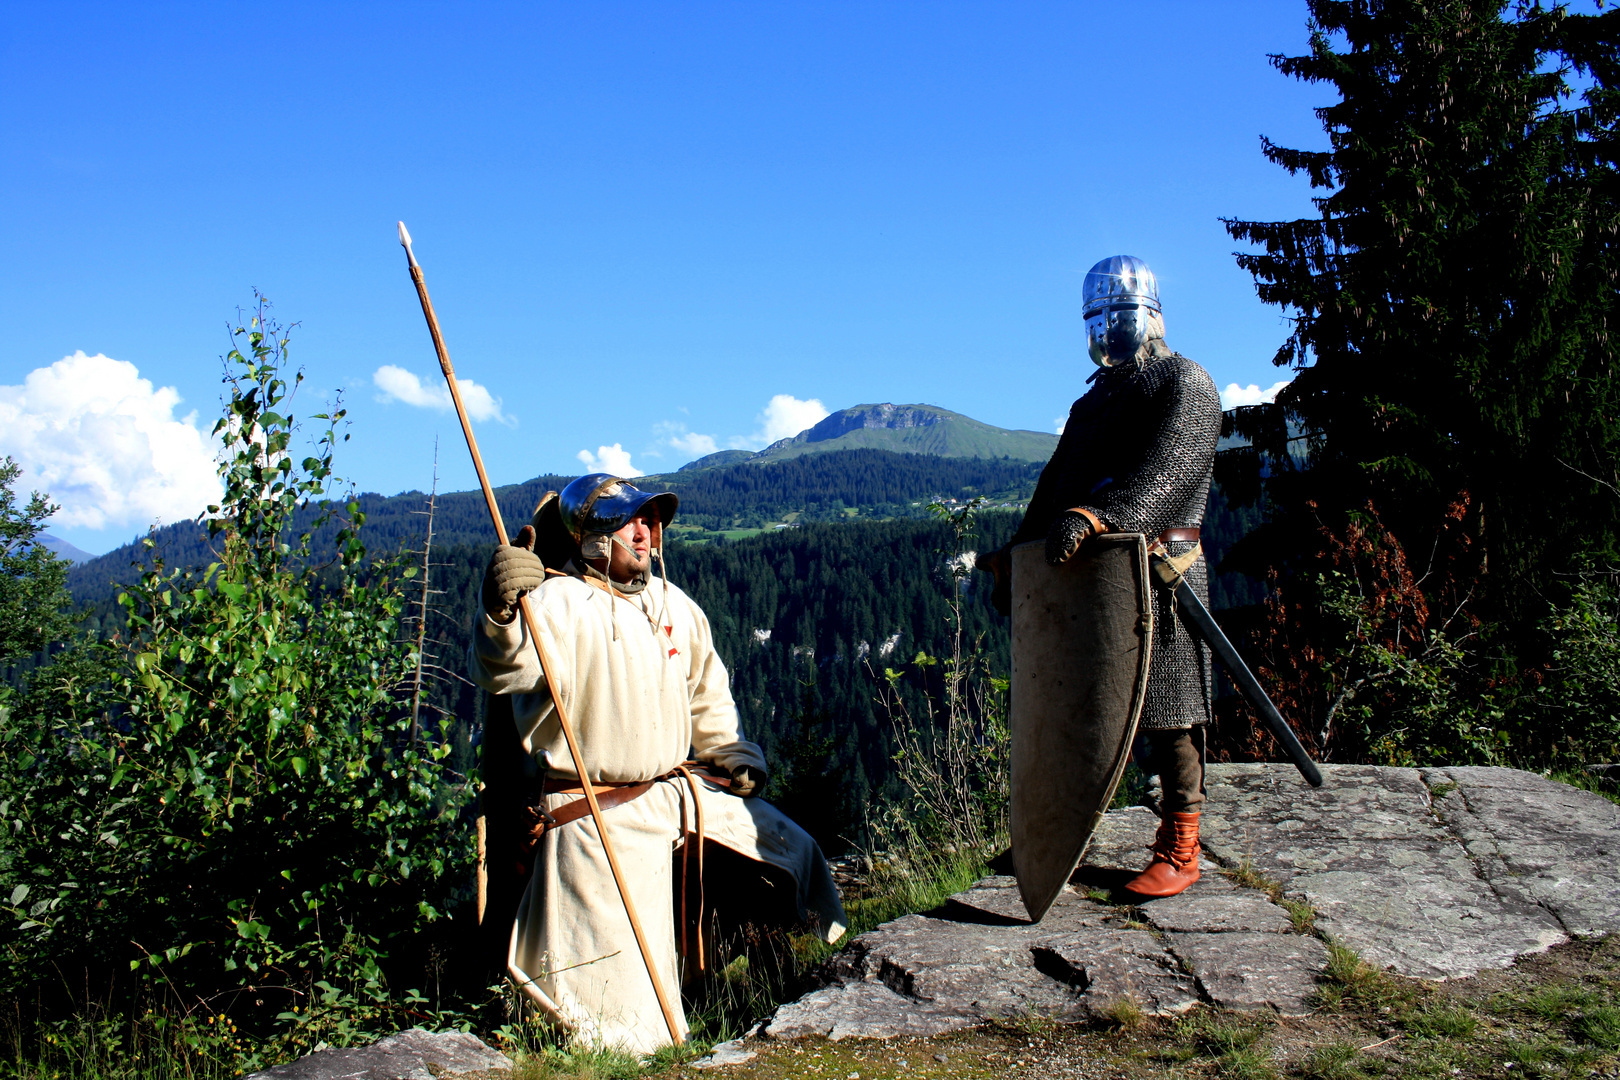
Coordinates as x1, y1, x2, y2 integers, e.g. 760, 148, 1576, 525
244, 1028, 511, 1080
766, 764, 1620, 1040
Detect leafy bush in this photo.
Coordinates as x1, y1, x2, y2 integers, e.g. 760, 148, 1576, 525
1535, 569, 1620, 767
0, 304, 475, 1055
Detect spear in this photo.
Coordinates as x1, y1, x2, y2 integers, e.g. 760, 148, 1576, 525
396, 222, 683, 1046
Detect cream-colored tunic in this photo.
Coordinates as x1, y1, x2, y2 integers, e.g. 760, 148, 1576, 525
470, 573, 845, 1053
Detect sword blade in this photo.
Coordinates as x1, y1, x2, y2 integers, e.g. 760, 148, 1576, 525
1172, 579, 1324, 788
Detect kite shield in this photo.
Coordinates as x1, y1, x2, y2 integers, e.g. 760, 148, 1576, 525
1010, 533, 1153, 922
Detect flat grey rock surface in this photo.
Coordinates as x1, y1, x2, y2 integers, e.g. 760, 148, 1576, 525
245, 1029, 511, 1080
765, 765, 1620, 1041
1200, 765, 1581, 979
1170, 931, 1329, 1015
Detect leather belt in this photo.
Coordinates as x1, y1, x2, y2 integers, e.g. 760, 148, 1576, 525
516, 763, 734, 854
1158, 527, 1200, 545
539, 777, 660, 829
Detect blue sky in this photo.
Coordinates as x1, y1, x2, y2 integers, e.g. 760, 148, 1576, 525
0, 2, 1327, 554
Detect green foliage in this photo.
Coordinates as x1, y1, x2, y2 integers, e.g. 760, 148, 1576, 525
868, 498, 1011, 866
1535, 567, 1620, 765
1175, 1013, 1277, 1080
1408, 1005, 1479, 1040
0, 458, 75, 670
1220, 495, 1517, 765
0, 302, 475, 1054
1218, 0, 1620, 766
673, 511, 1023, 842
1575, 1004, 1620, 1050
1224, 0, 1620, 611
1302, 1041, 1366, 1080
1, 1008, 244, 1080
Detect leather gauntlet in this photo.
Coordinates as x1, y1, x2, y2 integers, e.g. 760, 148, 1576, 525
482, 526, 547, 622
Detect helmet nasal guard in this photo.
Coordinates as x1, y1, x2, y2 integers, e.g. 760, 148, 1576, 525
557, 473, 678, 542
1082, 255, 1162, 367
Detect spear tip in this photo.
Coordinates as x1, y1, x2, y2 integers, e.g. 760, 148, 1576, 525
397, 221, 413, 248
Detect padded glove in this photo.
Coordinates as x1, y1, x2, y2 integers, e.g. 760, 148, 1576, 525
976, 548, 1012, 618
1045, 510, 1094, 566
729, 764, 767, 798
482, 525, 547, 623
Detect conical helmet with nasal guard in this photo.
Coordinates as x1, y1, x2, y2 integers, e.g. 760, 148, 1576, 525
1082, 255, 1163, 368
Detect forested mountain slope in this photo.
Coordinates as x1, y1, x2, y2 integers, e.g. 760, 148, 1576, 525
66, 449, 1043, 604
62, 446, 1265, 853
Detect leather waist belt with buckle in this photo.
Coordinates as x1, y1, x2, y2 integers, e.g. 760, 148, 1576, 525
1158, 527, 1200, 545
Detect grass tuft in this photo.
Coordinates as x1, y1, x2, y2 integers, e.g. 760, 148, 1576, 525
1280, 897, 1317, 934
1222, 857, 1284, 901
1101, 996, 1147, 1032
509, 1044, 648, 1080
1317, 937, 1416, 1015
1407, 1004, 1478, 1039
1219, 1044, 1279, 1079
1303, 1040, 1366, 1080
1178, 1013, 1269, 1056
1520, 982, 1599, 1021
1574, 1004, 1620, 1050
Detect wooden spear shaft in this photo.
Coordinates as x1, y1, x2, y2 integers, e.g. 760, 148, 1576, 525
396, 222, 684, 1047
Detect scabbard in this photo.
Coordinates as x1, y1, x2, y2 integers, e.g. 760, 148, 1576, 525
1164, 572, 1324, 788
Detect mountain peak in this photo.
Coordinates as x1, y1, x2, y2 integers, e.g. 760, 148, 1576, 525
757, 403, 1056, 463
795, 403, 948, 444
675, 403, 1057, 472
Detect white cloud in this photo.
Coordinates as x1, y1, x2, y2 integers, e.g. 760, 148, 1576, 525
730, 394, 830, 450
1054, 417, 1066, 435
576, 443, 644, 477
1221, 379, 1292, 410
651, 420, 720, 460
669, 430, 719, 457
0, 352, 222, 531
372, 364, 513, 425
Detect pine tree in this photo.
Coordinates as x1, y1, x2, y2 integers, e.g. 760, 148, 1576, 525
1222, 0, 1620, 625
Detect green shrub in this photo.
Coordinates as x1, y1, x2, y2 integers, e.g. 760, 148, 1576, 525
0, 303, 475, 1057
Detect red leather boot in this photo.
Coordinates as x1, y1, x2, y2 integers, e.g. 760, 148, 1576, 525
1124, 811, 1201, 898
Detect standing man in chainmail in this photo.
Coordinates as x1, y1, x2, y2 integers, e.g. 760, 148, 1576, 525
981, 255, 1222, 899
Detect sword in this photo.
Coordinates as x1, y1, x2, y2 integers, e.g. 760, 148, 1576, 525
1149, 549, 1324, 787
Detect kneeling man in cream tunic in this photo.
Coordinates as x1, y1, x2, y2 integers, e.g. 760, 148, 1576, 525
470, 473, 845, 1053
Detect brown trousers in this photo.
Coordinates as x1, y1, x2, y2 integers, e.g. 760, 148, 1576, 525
1144, 727, 1205, 814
